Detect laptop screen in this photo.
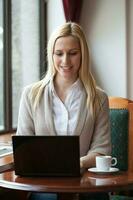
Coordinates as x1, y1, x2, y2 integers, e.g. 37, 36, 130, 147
12, 135, 80, 177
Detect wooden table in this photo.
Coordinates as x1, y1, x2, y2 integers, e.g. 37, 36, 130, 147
0, 134, 133, 198
0, 161, 133, 194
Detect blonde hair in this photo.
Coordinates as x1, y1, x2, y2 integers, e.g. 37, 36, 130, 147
30, 22, 101, 116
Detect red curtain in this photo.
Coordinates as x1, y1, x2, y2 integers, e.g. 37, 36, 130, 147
62, 0, 83, 23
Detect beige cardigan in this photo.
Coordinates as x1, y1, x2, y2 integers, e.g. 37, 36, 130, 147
17, 82, 111, 157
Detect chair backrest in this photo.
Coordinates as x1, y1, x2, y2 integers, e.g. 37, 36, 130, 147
109, 97, 133, 172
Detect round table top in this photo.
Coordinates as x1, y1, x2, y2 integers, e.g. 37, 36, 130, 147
0, 170, 133, 193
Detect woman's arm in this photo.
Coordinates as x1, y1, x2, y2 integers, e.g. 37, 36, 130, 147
16, 86, 35, 135
80, 94, 111, 168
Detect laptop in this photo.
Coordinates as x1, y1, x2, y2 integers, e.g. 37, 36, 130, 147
12, 135, 80, 177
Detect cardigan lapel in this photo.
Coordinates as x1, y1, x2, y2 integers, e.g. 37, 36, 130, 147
44, 84, 56, 135
74, 91, 88, 136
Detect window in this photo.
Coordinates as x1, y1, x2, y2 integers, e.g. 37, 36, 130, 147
0, 0, 47, 133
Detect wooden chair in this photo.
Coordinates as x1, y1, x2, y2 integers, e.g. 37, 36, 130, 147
109, 97, 133, 200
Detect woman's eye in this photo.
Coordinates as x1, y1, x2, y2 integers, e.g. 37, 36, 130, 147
54, 51, 79, 57
54, 53, 62, 56
69, 52, 77, 55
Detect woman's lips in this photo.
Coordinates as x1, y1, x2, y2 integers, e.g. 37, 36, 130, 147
60, 66, 72, 70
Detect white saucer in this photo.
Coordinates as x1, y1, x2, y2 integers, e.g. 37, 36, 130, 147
88, 167, 119, 174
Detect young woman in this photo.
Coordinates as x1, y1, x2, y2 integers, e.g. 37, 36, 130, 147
17, 22, 111, 200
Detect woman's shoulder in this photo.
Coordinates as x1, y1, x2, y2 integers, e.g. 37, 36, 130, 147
21, 82, 41, 100
22, 80, 46, 94
22, 83, 35, 95
19, 84, 34, 105
21, 80, 50, 103
96, 86, 108, 103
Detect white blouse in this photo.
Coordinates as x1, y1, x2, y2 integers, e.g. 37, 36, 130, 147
50, 79, 85, 135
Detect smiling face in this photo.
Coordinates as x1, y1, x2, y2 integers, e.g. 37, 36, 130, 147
53, 36, 81, 82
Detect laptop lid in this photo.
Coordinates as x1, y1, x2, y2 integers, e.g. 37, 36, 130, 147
12, 135, 80, 177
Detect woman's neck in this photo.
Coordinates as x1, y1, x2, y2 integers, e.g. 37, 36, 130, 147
54, 75, 78, 102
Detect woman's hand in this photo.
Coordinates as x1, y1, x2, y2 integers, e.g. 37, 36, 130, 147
80, 153, 102, 169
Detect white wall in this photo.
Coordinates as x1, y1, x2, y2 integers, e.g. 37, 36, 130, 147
47, 0, 133, 99
127, 0, 133, 99
80, 0, 127, 97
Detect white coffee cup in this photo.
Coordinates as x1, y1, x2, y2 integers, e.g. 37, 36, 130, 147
96, 155, 117, 171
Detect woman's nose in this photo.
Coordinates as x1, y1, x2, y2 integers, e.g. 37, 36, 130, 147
62, 54, 70, 65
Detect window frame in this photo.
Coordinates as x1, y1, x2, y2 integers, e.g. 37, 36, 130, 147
3, 0, 12, 134
40, 0, 47, 78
